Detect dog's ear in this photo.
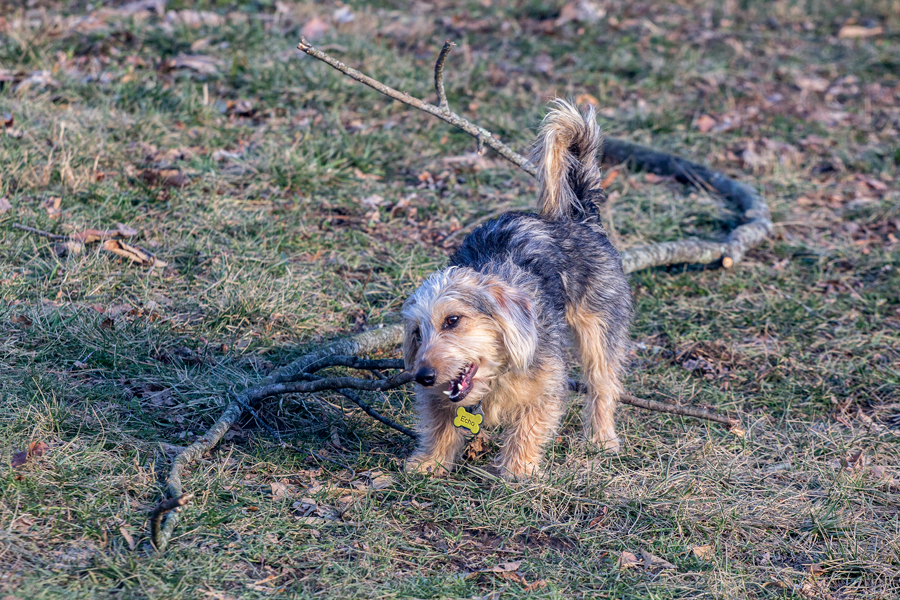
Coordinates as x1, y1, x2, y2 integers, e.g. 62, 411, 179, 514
401, 296, 421, 371
402, 320, 420, 371
481, 281, 538, 372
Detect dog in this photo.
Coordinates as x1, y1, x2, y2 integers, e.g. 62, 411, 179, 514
401, 100, 632, 479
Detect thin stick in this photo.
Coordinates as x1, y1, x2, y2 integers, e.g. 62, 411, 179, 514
568, 380, 744, 435
304, 356, 405, 375
12, 223, 69, 240
231, 391, 283, 444
338, 389, 417, 439
296, 37, 536, 175
434, 40, 455, 113
243, 371, 414, 404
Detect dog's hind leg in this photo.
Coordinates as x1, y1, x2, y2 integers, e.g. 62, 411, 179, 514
566, 304, 625, 451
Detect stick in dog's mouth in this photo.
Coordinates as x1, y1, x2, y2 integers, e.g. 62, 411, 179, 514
443, 363, 478, 402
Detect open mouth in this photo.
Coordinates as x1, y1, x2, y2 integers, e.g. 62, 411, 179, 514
443, 363, 478, 402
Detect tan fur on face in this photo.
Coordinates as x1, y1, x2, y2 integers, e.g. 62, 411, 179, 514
401, 267, 566, 478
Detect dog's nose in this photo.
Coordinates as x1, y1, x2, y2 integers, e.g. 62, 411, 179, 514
415, 366, 437, 387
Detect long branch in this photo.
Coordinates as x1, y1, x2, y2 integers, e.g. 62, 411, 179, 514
296, 37, 535, 175
295, 38, 772, 271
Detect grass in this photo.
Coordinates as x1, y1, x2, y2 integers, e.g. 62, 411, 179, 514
1, 0, 899, 598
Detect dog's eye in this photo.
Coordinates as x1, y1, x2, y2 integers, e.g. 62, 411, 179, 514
443, 315, 461, 330
413, 327, 421, 342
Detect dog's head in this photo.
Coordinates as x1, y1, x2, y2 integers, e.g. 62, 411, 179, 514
401, 267, 537, 404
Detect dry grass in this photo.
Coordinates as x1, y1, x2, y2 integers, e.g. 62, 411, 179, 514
1, 0, 898, 598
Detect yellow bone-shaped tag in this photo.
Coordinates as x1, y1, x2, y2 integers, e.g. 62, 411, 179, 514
453, 406, 483, 435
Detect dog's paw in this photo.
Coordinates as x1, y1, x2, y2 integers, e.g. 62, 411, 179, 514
588, 431, 621, 453
495, 461, 542, 481
404, 456, 449, 477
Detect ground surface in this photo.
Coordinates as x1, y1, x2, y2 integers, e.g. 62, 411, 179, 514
1, 1, 899, 598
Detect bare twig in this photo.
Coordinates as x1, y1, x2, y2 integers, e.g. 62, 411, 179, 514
296, 37, 535, 175
434, 40, 455, 113
304, 356, 405, 374
568, 380, 744, 436
230, 391, 283, 444
243, 370, 413, 404
338, 389, 417, 439
12, 223, 69, 240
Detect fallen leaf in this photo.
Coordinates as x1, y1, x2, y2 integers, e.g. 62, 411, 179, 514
618, 551, 641, 569
102, 239, 168, 268
838, 25, 883, 38
301, 16, 330, 41
370, 474, 394, 490
271, 481, 292, 501
69, 225, 138, 243
692, 544, 714, 559
795, 76, 830, 92
809, 563, 825, 576
463, 432, 491, 460
11, 314, 32, 327
485, 560, 522, 573
600, 169, 619, 188
557, 0, 606, 25
0, 197, 12, 214
642, 550, 676, 570
28, 441, 49, 457
523, 579, 548, 591
11, 450, 28, 468
42, 196, 61, 219
695, 115, 716, 133
119, 526, 136, 550
10, 516, 34, 532
576, 92, 600, 107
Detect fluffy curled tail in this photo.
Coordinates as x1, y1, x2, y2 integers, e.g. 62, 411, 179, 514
531, 99, 605, 221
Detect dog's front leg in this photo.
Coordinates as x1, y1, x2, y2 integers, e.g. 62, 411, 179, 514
494, 390, 565, 479
405, 398, 466, 476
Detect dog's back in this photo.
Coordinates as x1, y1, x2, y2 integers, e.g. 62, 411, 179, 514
450, 100, 629, 322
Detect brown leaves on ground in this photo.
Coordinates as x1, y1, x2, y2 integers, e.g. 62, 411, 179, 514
69, 224, 138, 243
11, 440, 50, 469
618, 550, 677, 571
466, 559, 546, 589
102, 239, 168, 268
41, 197, 61, 219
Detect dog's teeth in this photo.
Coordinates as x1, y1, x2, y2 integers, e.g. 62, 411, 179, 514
443, 391, 451, 395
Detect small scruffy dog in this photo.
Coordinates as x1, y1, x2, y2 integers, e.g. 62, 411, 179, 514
401, 100, 632, 479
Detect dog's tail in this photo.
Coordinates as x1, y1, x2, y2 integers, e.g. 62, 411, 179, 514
531, 99, 605, 221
